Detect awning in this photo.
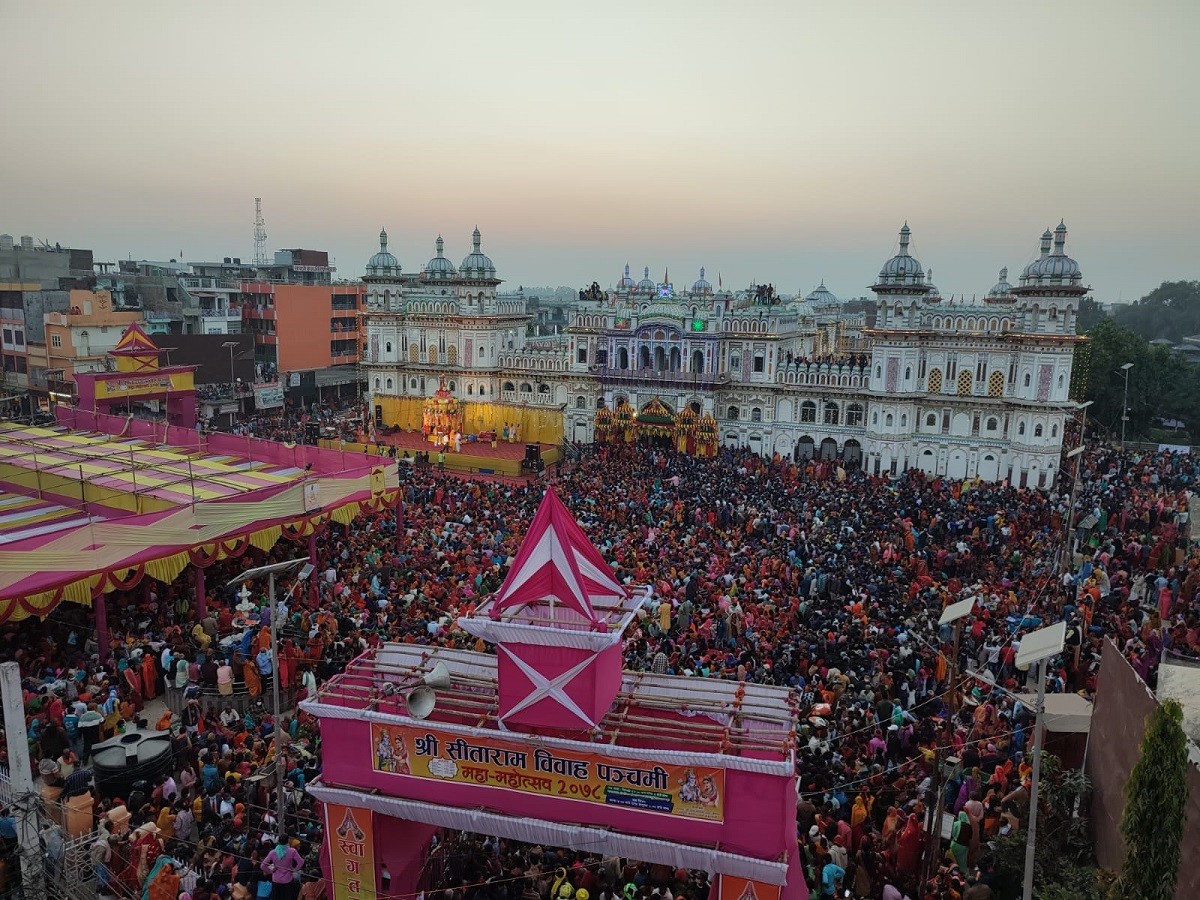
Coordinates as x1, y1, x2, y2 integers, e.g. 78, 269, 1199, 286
1014, 693, 1093, 734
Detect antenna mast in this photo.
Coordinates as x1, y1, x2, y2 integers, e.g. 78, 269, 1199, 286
253, 197, 268, 266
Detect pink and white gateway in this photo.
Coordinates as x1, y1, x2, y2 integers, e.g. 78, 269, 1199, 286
303, 490, 805, 900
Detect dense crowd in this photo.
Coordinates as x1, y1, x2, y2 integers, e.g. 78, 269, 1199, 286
0, 438, 1196, 899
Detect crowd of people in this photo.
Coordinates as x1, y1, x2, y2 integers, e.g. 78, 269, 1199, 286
0, 436, 1197, 899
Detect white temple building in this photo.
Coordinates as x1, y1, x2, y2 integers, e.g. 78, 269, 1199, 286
361, 223, 1085, 487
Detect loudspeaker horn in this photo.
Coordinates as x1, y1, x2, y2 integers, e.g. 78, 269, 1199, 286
423, 662, 451, 690
407, 685, 437, 720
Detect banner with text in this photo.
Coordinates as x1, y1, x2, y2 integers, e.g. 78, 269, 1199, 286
370, 723, 724, 822
255, 383, 285, 409
325, 802, 377, 900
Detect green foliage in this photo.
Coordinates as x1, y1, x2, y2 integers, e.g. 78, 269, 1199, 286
1112, 280, 1200, 341
1110, 699, 1189, 900
1076, 319, 1200, 442
984, 752, 1100, 899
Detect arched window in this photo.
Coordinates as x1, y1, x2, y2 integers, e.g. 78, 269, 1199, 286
1051, 423, 1059, 438
1023, 372, 1031, 387
519, 382, 532, 394
1034, 423, 1043, 437
503, 381, 515, 392
875, 365, 882, 380
885, 413, 894, 427
410, 378, 418, 389
957, 370, 973, 395
467, 384, 474, 395
846, 403, 864, 427
730, 353, 741, 371
988, 371, 1004, 397
928, 368, 942, 392
800, 400, 817, 423
872, 412, 879, 425
823, 402, 839, 425
385, 341, 392, 354
750, 407, 763, 423
448, 381, 456, 391
373, 378, 380, 390
985, 417, 998, 432
385, 377, 394, 390
926, 413, 937, 428
575, 396, 586, 409
904, 366, 911, 381
727, 406, 740, 421
1018, 421, 1026, 436
900, 414, 907, 428
538, 383, 550, 394
478, 345, 485, 358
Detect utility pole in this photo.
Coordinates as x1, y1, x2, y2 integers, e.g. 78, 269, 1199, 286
269, 570, 287, 842
1023, 659, 1048, 900
1, 661, 46, 899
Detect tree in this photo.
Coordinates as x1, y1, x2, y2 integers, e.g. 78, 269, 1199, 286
1112, 281, 1200, 342
1077, 296, 1109, 334
1074, 319, 1200, 442
987, 752, 1103, 899
1110, 699, 1189, 900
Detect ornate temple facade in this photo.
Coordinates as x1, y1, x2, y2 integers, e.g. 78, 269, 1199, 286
362, 224, 1085, 486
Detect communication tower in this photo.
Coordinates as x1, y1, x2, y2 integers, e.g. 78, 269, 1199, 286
253, 197, 268, 266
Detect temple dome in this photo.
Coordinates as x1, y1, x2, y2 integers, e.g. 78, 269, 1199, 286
423, 236, 458, 278
805, 281, 838, 306
690, 267, 713, 295
458, 227, 496, 279
876, 224, 925, 287
366, 228, 400, 277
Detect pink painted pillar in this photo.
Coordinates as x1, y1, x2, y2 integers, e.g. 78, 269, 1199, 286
372, 815, 437, 897
308, 533, 319, 605
94, 592, 110, 660
195, 567, 207, 619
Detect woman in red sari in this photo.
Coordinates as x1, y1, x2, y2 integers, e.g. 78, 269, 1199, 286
895, 812, 924, 883
140, 652, 157, 702
121, 661, 143, 713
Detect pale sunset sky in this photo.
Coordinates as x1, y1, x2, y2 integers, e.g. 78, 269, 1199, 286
2, 1, 1196, 303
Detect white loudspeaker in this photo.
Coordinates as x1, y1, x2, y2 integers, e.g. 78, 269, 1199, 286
407, 685, 437, 720
423, 662, 452, 690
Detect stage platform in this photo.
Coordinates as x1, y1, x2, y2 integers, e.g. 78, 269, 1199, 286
321, 430, 560, 478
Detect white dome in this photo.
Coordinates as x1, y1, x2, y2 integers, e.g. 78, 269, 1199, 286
690, 266, 713, 295
805, 281, 838, 306
988, 266, 1012, 297
876, 224, 926, 287
617, 263, 635, 289
366, 228, 400, 277
423, 236, 458, 278
458, 227, 496, 279
1020, 222, 1082, 287
636, 266, 655, 293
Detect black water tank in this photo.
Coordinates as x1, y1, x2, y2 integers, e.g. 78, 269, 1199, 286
90, 730, 175, 799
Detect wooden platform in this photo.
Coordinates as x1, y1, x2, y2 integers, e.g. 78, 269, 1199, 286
321, 431, 560, 478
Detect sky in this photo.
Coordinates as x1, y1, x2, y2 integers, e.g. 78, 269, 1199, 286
2, 1, 1197, 304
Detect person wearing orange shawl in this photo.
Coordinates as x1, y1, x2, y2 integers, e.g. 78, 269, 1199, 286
140, 652, 158, 702
147, 860, 179, 900
242, 655, 262, 697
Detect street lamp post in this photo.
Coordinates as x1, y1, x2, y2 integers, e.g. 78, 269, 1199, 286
222, 340, 239, 426
1017, 621, 1068, 900
226, 558, 314, 841
1119, 362, 1133, 448
1059, 399, 1092, 576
